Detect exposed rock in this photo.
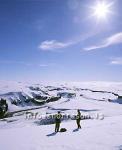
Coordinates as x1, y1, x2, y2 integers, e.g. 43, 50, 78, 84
31, 99, 46, 105
46, 96, 61, 103
57, 92, 76, 98
0, 98, 8, 118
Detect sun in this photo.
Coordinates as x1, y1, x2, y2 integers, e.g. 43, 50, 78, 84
94, 2, 109, 18
92, 1, 113, 20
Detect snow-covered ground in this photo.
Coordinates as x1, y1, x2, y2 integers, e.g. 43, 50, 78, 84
0, 81, 122, 150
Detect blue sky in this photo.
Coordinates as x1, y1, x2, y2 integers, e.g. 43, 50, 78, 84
0, 0, 122, 82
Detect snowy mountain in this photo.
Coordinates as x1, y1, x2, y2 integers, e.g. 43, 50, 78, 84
0, 81, 122, 112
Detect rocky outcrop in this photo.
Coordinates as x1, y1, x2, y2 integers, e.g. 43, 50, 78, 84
57, 92, 76, 98
0, 98, 8, 118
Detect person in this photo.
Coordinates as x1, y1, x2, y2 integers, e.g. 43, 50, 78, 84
76, 109, 81, 129
55, 111, 62, 132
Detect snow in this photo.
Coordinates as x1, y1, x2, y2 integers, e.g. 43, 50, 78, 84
0, 81, 122, 150
0, 116, 122, 150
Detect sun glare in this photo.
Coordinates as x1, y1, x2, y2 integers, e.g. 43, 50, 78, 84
92, 1, 113, 20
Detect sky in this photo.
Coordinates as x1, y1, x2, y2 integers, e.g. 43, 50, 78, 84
0, 0, 122, 82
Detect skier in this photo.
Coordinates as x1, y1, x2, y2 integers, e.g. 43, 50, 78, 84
55, 111, 62, 132
76, 109, 81, 129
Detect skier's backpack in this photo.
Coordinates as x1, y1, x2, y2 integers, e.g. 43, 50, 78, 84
60, 128, 67, 132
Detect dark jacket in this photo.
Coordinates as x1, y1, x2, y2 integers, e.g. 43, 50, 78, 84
76, 112, 81, 120
55, 114, 62, 123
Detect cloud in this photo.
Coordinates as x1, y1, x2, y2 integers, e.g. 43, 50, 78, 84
38, 30, 99, 52
39, 64, 49, 67
39, 63, 55, 67
0, 60, 54, 67
0, 60, 32, 66
110, 57, 122, 65
38, 40, 72, 51
84, 32, 122, 51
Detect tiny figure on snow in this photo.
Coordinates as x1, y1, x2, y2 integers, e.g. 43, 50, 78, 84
76, 109, 81, 129
55, 111, 62, 132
